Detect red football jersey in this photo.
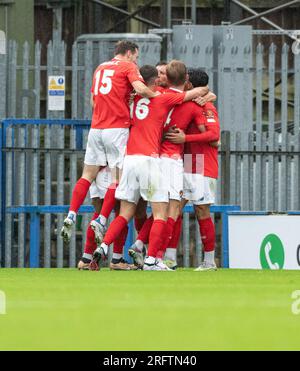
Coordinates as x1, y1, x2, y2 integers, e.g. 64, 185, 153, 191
155, 86, 167, 93
126, 92, 186, 157
160, 88, 206, 159
91, 58, 143, 129
184, 102, 220, 178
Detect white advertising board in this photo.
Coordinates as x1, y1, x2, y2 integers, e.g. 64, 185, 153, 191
228, 214, 300, 270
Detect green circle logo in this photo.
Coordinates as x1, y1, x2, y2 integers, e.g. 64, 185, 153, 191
260, 234, 285, 269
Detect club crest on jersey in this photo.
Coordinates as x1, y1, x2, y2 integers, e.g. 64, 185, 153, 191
205, 109, 216, 123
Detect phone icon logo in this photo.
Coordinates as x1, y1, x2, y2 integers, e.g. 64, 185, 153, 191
260, 234, 285, 270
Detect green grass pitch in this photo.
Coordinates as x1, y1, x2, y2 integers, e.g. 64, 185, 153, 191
0, 268, 300, 351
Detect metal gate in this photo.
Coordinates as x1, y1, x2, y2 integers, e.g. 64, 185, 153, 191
0, 119, 239, 268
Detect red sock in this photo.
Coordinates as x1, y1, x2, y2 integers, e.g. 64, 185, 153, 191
100, 183, 118, 219
157, 217, 176, 259
113, 225, 128, 254
134, 216, 147, 233
169, 216, 182, 249
163, 217, 176, 251
84, 212, 99, 255
103, 215, 128, 246
148, 219, 166, 258
137, 216, 153, 244
198, 217, 215, 252
69, 178, 91, 213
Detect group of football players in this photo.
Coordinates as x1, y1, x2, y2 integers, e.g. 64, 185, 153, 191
60, 40, 220, 272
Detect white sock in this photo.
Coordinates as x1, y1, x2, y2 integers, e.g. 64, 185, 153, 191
83, 253, 92, 261
157, 257, 163, 263
145, 256, 155, 265
165, 248, 177, 262
112, 253, 122, 260
204, 251, 215, 265
135, 239, 144, 252
99, 215, 107, 226
67, 211, 76, 222
100, 243, 109, 256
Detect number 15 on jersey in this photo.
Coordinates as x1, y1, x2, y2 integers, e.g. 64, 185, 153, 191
94, 69, 115, 95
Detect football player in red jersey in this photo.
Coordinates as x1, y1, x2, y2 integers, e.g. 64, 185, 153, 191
61, 40, 158, 245
89, 63, 210, 271
129, 62, 216, 269
166, 69, 220, 271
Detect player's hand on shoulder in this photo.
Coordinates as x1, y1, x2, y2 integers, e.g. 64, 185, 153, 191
193, 91, 217, 106
193, 96, 207, 106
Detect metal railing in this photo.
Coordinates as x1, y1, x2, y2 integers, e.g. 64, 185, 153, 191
3, 204, 240, 269
0, 118, 240, 268
1, 39, 299, 130
2, 118, 300, 267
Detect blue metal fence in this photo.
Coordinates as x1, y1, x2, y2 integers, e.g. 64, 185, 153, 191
0, 119, 240, 268
4, 204, 240, 268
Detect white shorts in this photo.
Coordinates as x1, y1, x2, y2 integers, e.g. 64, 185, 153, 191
89, 167, 112, 199
84, 128, 129, 169
116, 155, 169, 204
160, 156, 183, 201
183, 174, 216, 205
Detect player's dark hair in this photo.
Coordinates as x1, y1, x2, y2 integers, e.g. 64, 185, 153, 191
187, 68, 209, 87
114, 40, 139, 56
156, 61, 168, 67
140, 65, 158, 85
166, 60, 187, 86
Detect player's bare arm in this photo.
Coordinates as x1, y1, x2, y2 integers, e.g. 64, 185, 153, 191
90, 93, 94, 109
183, 85, 209, 102
165, 124, 219, 144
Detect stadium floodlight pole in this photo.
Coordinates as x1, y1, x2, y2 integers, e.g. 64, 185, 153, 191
105, 0, 158, 33
233, 0, 300, 25
88, 0, 160, 28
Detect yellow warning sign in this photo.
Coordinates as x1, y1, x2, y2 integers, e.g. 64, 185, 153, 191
49, 77, 64, 90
